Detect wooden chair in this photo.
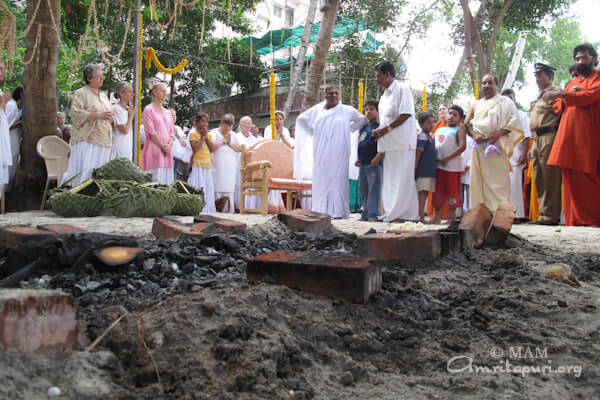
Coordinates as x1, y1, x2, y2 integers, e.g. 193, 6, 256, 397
240, 140, 312, 215
36, 135, 71, 210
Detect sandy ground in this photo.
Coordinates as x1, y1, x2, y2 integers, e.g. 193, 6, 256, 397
2, 210, 600, 253
2, 211, 600, 399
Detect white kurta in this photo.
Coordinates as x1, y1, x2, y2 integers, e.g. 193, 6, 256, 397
295, 101, 367, 218
211, 128, 239, 195
5, 99, 21, 187
509, 111, 532, 218
377, 80, 419, 222
0, 91, 12, 189
110, 104, 133, 161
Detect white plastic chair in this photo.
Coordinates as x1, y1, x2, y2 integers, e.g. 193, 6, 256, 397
36, 135, 71, 210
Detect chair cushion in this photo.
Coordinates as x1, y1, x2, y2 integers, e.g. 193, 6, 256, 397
245, 141, 293, 179
269, 177, 312, 190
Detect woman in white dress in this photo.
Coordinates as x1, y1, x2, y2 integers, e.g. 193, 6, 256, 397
262, 110, 291, 213
61, 63, 114, 186
264, 110, 294, 148
110, 81, 135, 161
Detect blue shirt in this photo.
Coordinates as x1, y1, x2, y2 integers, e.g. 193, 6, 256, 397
416, 131, 437, 178
358, 122, 381, 165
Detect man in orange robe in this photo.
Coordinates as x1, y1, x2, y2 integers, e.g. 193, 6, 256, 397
545, 44, 600, 226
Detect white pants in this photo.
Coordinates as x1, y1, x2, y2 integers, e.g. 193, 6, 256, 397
381, 149, 419, 222
509, 163, 525, 218
215, 191, 234, 213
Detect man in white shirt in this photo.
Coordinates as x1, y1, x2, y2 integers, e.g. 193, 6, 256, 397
211, 113, 241, 213
372, 61, 419, 222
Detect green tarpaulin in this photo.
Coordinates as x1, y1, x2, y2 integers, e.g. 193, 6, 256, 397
242, 16, 381, 55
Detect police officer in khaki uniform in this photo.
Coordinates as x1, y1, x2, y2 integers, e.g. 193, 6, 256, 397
528, 62, 562, 224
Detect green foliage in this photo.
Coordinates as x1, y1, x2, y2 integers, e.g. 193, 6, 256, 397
5, 0, 265, 125
339, 0, 408, 32
327, 35, 387, 108
445, 0, 574, 99
527, 18, 592, 87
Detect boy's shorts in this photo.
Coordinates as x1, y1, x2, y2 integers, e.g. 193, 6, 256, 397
432, 169, 462, 209
416, 177, 435, 192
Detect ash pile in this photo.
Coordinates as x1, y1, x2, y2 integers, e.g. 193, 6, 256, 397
0, 218, 358, 316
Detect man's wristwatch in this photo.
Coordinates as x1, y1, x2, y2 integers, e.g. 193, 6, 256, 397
387, 125, 393, 133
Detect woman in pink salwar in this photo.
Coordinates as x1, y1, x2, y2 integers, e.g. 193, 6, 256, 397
142, 83, 175, 183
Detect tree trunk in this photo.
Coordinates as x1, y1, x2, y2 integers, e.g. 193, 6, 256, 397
282, 0, 318, 116
18, 0, 60, 199
301, 0, 340, 111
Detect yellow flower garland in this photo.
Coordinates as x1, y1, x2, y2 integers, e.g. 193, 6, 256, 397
357, 81, 364, 114
269, 72, 276, 140
145, 47, 188, 74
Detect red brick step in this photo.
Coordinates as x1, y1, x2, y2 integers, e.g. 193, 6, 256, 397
247, 251, 380, 304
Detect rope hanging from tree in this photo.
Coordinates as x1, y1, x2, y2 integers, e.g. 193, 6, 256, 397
145, 47, 188, 74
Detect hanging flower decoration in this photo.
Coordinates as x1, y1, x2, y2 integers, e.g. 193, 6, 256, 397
145, 47, 188, 74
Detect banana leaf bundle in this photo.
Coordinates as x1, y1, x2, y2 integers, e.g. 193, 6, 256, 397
171, 180, 205, 216
47, 179, 104, 217
92, 158, 152, 183
103, 183, 176, 218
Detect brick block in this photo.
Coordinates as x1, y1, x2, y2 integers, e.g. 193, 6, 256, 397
193, 215, 247, 232
0, 289, 79, 353
152, 218, 215, 240
439, 229, 462, 256
37, 224, 87, 235
485, 201, 515, 246
0, 225, 55, 248
357, 230, 441, 263
459, 204, 493, 248
277, 209, 333, 234
247, 251, 380, 304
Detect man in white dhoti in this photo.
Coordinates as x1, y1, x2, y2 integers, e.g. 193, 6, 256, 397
234, 116, 260, 210
502, 89, 532, 219
465, 75, 523, 212
211, 113, 241, 213
294, 86, 367, 218
0, 61, 14, 202
5, 86, 23, 190
372, 61, 419, 222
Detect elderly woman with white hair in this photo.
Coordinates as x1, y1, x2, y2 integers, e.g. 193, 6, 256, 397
110, 81, 135, 161
141, 82, 175, 184
61, 63, 113, 186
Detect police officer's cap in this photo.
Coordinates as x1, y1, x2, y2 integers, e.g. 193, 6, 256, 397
534, 62, 557, 73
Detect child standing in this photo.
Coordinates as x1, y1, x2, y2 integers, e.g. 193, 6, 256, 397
356, 100, 384, 221
188, 113, 218, 212
415, 112, 437, 223
433, 105, 467, 223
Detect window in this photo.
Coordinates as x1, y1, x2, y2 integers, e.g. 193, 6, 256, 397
285, 7, 294, 26
273, 5, 282, 18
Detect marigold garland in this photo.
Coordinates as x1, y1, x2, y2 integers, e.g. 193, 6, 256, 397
145, 47, 188, 74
